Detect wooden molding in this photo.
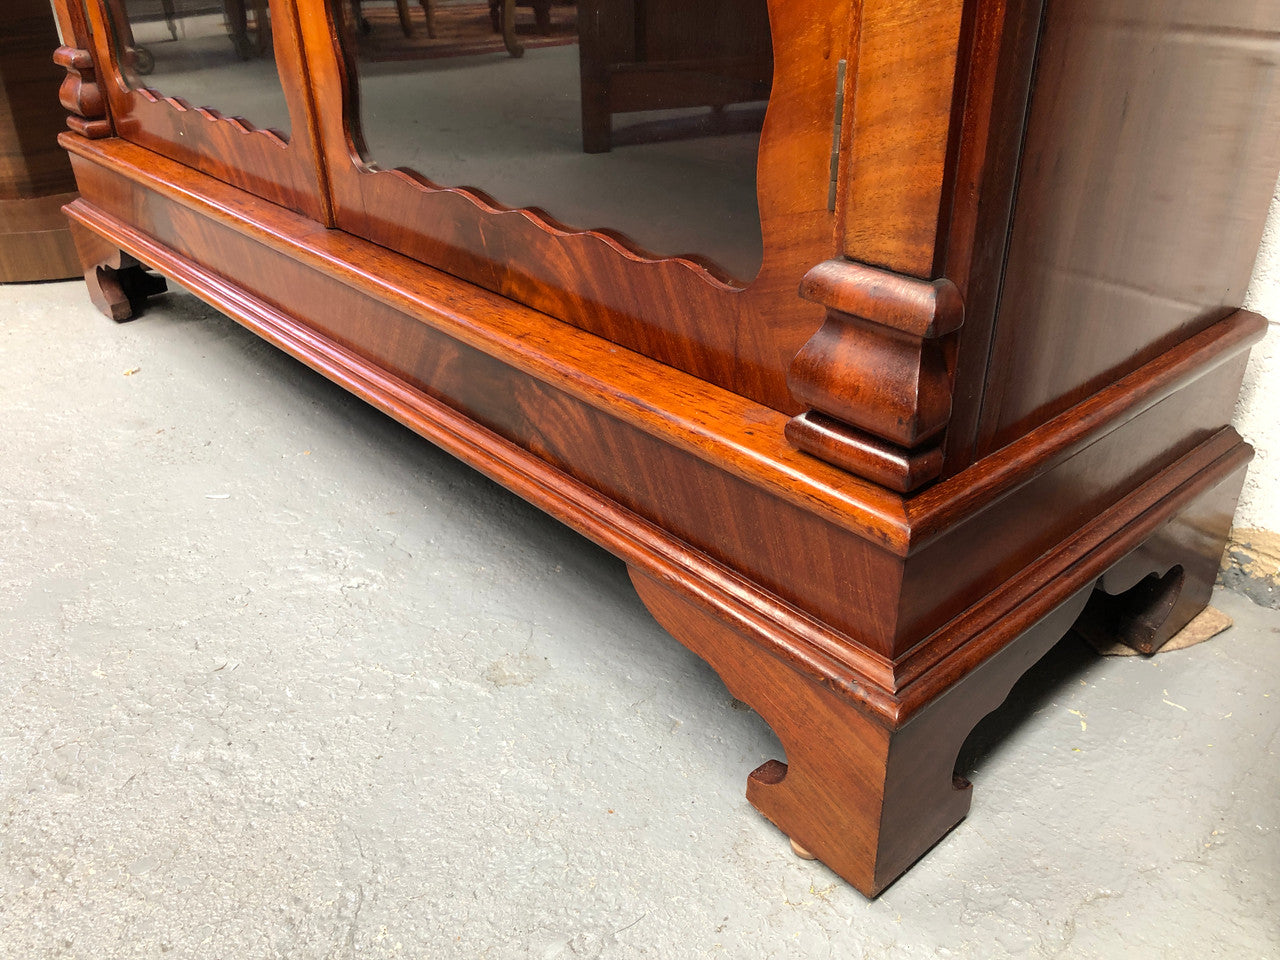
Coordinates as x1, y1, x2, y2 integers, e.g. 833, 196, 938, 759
52, 45, 111, 139
62, 181, 1253, 712
59, 143, 1258, 694
798, 259, 965, 339
62, 134, 1269, 561
904, 309, 1268, 547
784, 412, 945, 493
787, 259, 964, 490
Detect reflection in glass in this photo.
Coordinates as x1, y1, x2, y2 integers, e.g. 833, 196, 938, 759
105, 0, 291, 136
345, 0, 771, 282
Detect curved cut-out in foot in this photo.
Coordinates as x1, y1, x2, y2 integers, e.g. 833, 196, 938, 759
1078, 564, 1188, 654
86, 262, 134, 322
628, 566, 1095, 897
85, 257, 167, 323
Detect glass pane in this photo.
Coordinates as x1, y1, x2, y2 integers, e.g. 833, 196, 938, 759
104, 0, 291, 137
345, 0, 771, 282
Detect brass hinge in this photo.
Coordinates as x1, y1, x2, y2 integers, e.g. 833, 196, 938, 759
828, 59, 847, 212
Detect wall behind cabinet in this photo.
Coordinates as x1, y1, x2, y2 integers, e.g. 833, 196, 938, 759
1233, 178, 1280, 604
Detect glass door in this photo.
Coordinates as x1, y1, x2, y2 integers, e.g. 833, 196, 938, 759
84, 0, 329, 220
295, 0, 849, 411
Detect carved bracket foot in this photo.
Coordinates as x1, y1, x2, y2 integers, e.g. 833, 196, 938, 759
86, 258, 166, 322
85, 252, 168, 322
69, 220, 168, 322
1073, 467, 1240, 654
628, 567, 1095, 896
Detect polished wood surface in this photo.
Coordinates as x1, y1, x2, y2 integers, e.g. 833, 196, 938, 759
974, 0, 1280, 455
53, 0, 1278, 896
836, 0, 967, 277
0, 0, 80, 281
936, 0, 1043, 475
52, 46, 113, 141
61, 133, 1266, 669
62, 138, 1255, 683
70, 218, 168, 321
63, 155, 1256, 894
787, 260, 966, 490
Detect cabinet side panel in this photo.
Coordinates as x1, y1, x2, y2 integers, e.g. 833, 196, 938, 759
975, 0, 1280, 454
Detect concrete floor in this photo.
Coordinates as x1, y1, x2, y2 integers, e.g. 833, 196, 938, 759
1, 279, 1277, 959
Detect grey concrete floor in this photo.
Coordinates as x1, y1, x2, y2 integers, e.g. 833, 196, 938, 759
1, 279, 1277, 959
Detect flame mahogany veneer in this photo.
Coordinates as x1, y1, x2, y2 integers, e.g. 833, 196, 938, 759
50, 0, 1279, 895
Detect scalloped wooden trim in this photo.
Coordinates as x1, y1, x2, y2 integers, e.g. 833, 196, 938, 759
376, 166, 742, 290
79, 0, 329, 222
299, 0, 847, 412
132, 87, 293, 149
325, 0, 753, 292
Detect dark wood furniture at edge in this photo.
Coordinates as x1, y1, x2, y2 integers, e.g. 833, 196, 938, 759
577, 0, 773, 153
48, 0, 1279, 897
1, 0, 81, 282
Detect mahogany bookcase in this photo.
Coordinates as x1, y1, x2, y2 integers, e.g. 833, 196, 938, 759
49, 0, 1280, 895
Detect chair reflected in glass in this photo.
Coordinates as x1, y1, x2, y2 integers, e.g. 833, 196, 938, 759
340, 0, 574, 61
105, 0, 272, 71
225, 0, 271, 59
350, 0, 436, 38
488, 0, 551, 57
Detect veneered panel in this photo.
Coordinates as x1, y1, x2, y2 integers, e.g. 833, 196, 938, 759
977, 0, 1280, 453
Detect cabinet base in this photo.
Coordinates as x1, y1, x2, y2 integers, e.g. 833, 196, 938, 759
631, 452, 1244, 895
56, 139, 1255, 896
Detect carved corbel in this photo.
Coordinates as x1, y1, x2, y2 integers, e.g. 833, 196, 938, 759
53, 45, 112, 139
786, 260, 963, 493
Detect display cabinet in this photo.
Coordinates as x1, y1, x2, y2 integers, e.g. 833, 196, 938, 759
49, 0, 1280, 895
